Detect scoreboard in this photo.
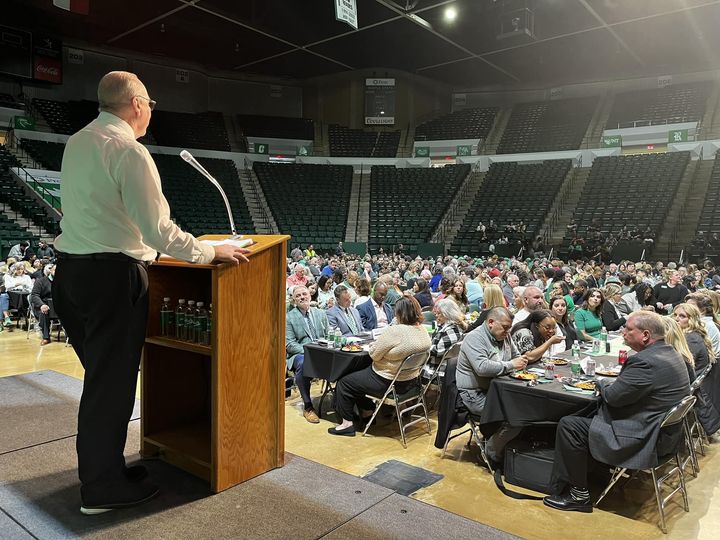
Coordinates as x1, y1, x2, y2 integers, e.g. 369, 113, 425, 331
364, 78, 395, 125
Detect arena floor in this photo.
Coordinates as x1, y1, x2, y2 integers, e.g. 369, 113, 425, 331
2, 329, 719, 540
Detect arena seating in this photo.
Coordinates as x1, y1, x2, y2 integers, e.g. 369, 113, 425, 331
450, 160, 571, 255
690, 154, 720, 259
19, 140, 65, 171
254, 162, 352, 252
560, 152, 690, 255
0, 93, 23, 109
497, 98, 597, 154
0, 145, 54, 252
414, 107, 498, 141
151, 154, 254, 236
150, 110, 230, 151
607, 82, 711, 128
369, 164, 470, 254
328, 125, 400, 157
32, 98, 98, 135
236, 114, 314, 140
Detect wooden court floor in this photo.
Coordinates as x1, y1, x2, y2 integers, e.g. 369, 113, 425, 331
2, 329, 719, 540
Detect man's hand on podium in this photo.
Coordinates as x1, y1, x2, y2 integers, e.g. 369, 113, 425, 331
213, 245, 251, 265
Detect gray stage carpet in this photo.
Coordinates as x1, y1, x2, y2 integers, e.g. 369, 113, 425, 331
0, 370, 140, 455
0, 371, 516, 540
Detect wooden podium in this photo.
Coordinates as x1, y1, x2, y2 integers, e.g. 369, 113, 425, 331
140, 234, 290, 492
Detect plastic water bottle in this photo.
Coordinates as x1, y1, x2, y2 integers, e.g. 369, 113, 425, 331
600, 326, 609, 353
334, 327, 342, 348
186, 300, 196, 342
196, 302, 209, 345
160, 297, 173, 336
175, 299, 186, 340
571, 340, 580, 358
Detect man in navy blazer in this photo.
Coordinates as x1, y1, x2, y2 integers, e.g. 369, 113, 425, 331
356, 281, 394, 331
544, 311, 690, 513
327, 285, 364, 336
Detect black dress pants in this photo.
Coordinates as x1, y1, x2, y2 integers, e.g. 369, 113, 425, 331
334, 365, 416, 421
53, 256, 148, 489
551, 415, 592, 493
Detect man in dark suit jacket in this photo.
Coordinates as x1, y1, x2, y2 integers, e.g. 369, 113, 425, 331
326, 285, 364, 336
356, 282, 393, 331
544, 311, 690, 513
30, 264, 56, 345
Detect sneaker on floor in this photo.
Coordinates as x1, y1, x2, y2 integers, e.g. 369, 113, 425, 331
80, 480, 159, 515
303, 409, 320, 424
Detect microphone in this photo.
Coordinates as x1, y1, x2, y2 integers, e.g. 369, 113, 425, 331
180, 150, 238, 238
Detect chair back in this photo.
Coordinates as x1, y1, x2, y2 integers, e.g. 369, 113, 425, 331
440, 341, 463, 364
661, 395, 697, 427
392, 350, 431, 383
690, 364, 712, 394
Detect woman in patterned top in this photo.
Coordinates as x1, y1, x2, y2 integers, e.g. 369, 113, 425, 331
510, 309, 566, 362
429, 298, 467, 363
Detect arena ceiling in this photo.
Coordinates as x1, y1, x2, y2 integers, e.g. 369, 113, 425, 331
8, 0, 720, 88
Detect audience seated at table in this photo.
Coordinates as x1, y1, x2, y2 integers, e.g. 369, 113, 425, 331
574, 288, 604, 341
600, 283, 627, 331
357, 282, 394, 331
549, 296, 577, 351
673, 302, 720, 436
285, 285, 330, 424
512, 286, 545, 325
510, 309, 566, 360
455, 306, 530, 466
618, 282, 655, 314
429, 298, 467, 363
328, 297, 431, 437
544, 312, 691, 513
327, 285, 364, 336
467, 284, 506, 332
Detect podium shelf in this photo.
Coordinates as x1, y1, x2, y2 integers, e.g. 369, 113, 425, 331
145, 336, 212, 356
144, 422, 211, 468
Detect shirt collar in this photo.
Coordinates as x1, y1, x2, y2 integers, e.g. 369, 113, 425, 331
97, 111, 136, 139
481, 323, 505, 347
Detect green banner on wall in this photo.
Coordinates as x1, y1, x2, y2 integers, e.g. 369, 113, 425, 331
668, 129, 688, 143
456, 145, 471, 156
601, 135, 622, 148
414, 146, 430, 157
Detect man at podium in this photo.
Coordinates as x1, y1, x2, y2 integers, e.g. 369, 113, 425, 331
52, 71, 250, 515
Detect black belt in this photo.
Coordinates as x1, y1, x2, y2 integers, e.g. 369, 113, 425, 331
57, 251, 150, 267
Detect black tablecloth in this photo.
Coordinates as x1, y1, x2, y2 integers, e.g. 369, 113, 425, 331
302, 343, 372, 382
480, 363, 599, 437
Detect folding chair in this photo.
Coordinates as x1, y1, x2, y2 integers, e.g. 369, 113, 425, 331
595, 395, 697, 534
361, 350, 432, 448
683, 364, 712, 476
422, 341, 462, 409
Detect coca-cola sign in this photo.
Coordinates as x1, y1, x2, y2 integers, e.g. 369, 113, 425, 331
33, 57, 62, 83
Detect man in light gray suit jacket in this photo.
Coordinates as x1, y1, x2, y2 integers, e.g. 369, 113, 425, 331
544, 311, 690, 513
326, 285, 364, 337
286, 285, 329, 424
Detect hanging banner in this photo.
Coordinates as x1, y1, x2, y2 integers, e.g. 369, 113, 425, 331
335, 0, 358, 30
33, 34, 62, 84
365, 78, 395, 125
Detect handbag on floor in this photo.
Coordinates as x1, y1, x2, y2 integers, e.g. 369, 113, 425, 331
492, 439, 556, 500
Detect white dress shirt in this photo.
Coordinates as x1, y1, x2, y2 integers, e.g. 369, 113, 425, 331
55, 112, 215, 263
372, 298, 388, 328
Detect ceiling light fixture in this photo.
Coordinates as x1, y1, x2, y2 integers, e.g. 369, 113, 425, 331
444, 6, 457, 22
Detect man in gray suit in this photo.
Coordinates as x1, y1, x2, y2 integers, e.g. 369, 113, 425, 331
544, 312, 690, 513
327, 285, 364, 336
286, 285, 329, 424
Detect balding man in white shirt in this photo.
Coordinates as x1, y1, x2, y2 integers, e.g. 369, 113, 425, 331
52, 71, 250, 515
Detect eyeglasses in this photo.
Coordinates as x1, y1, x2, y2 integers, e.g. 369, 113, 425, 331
134, 95, 156, 110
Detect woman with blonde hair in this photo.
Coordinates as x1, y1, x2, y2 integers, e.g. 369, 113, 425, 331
601, 283, 626, 331
466, 284, 505, 331
674, 302, 720, 436
662, 317, 695, 378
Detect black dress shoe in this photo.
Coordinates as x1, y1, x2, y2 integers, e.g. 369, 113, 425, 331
124, 465, 148, 483
328, 425, 356, 437
543, 493, 593, 513
80, 480, 159, 515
